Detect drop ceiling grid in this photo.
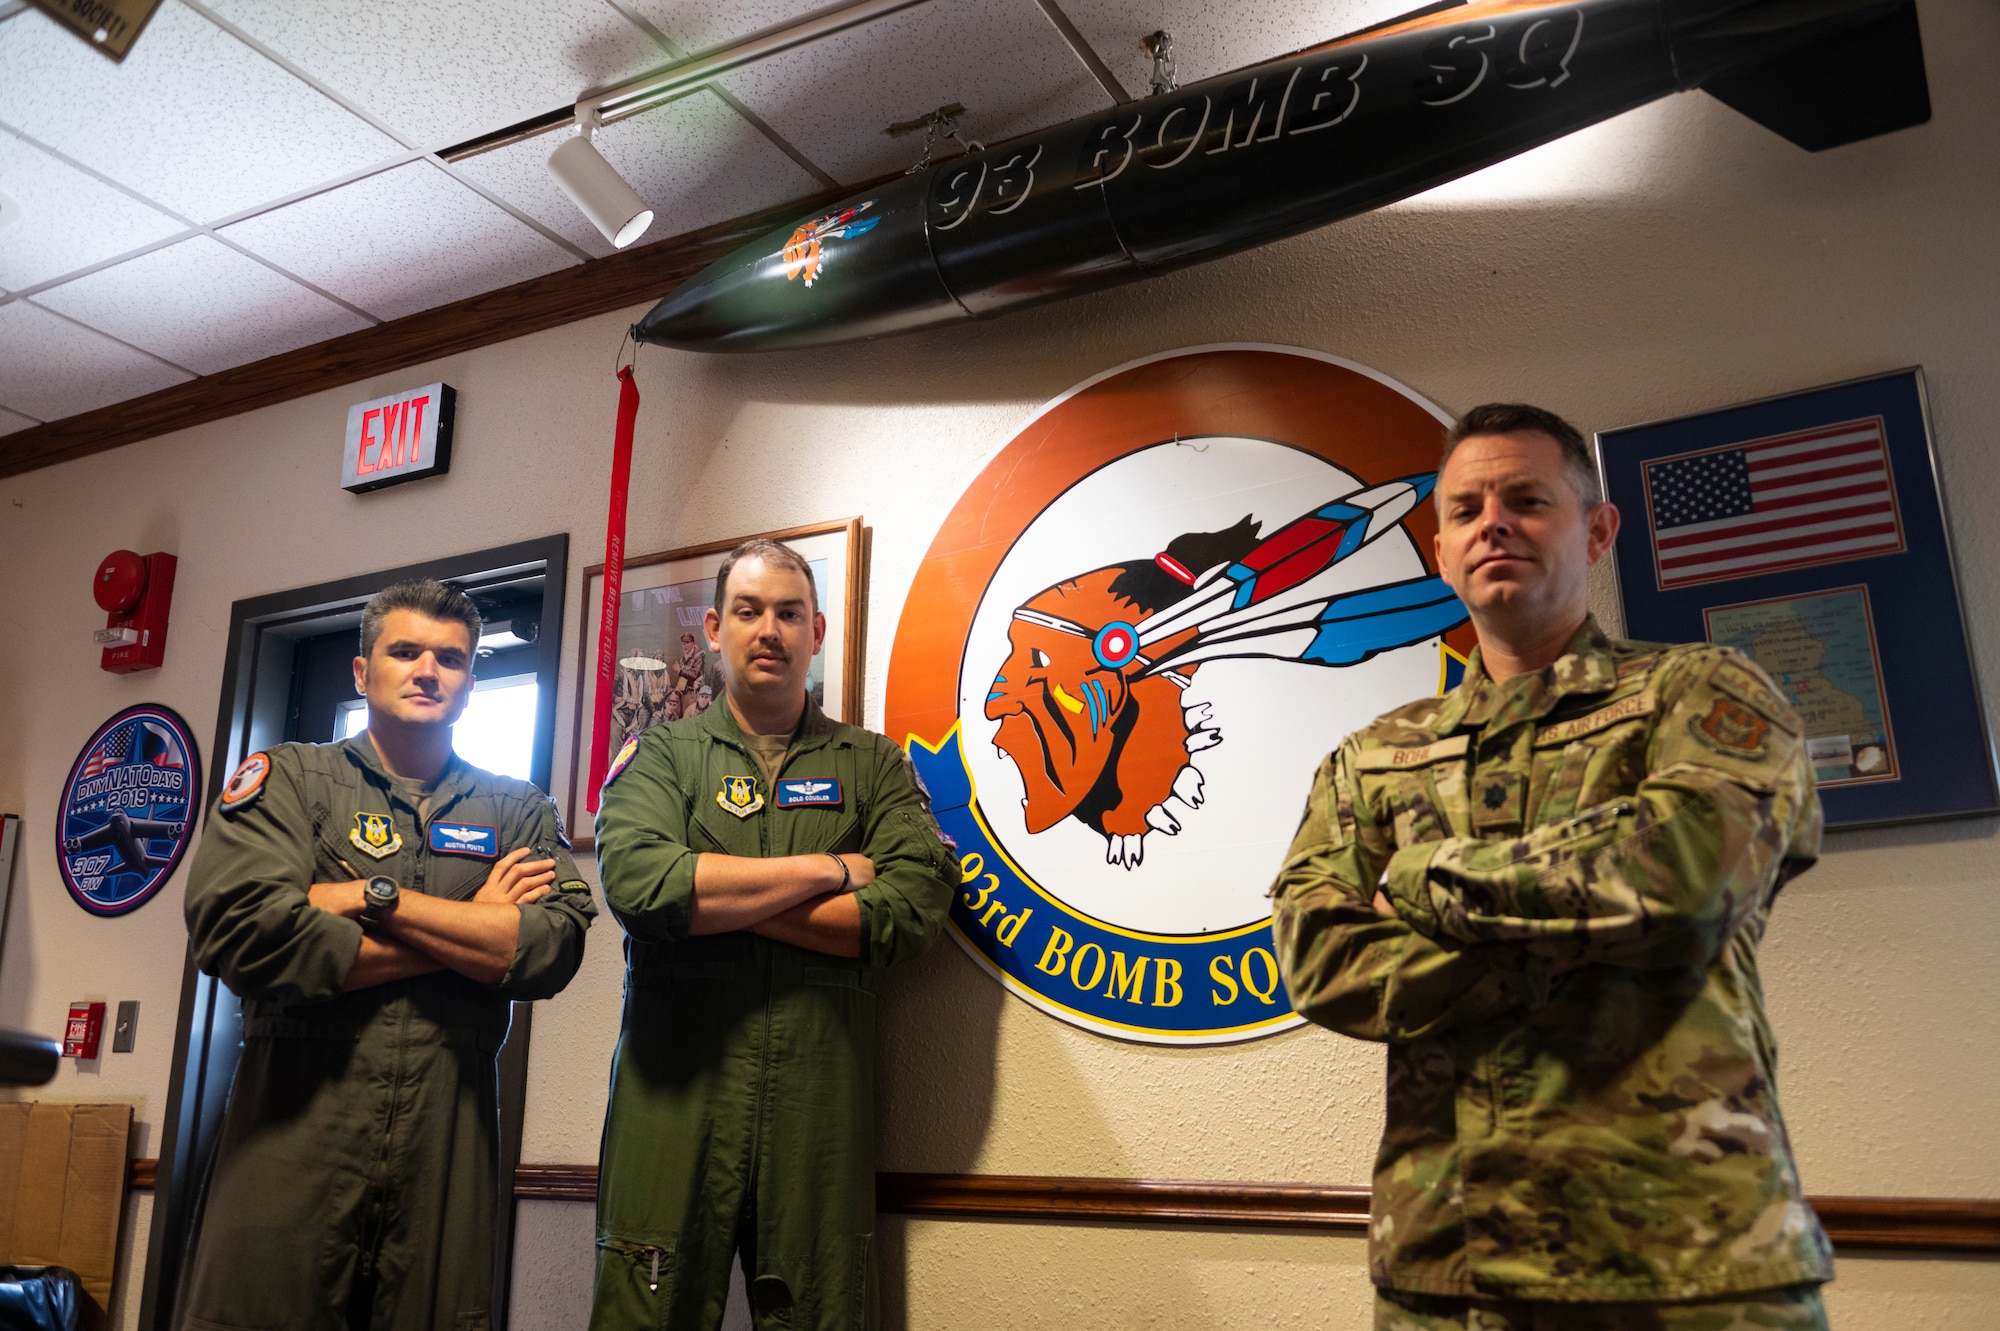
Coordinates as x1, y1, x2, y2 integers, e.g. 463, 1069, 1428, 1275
198, 0, 670, 151
710, 0, 1117, 183
217, 159, 581, 323
1059, 0, 1423, 94
0, 128, 187, 291
0, 300, 194, 423
32, 235, 375, 376
454, 89, 823, 259
0, 3, 405, 224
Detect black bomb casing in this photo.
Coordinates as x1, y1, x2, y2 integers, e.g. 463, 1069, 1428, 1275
634, 0, 1929, 353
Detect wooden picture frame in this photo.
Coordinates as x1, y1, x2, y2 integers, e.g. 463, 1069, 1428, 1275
566, 518, 865, 847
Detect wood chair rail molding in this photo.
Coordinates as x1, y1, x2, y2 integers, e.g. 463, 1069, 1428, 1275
0, 183, 859, 481
121, 1160, 2000, 1253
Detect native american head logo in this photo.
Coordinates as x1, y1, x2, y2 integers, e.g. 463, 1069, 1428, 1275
781, 200, 881, 287
985, 473, 1465, 869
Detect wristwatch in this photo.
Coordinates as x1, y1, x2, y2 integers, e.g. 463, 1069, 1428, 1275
359, 875, 400, 932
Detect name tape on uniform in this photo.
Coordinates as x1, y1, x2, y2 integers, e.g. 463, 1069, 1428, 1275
775, 778, 843, 808
429, 822, 499, 858
1352, 734, 1470, 771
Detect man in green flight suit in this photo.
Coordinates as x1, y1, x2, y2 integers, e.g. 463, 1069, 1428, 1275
183, 579, 595, 1331
592, 539, 957, 1331
1272, 405, 1833, 1330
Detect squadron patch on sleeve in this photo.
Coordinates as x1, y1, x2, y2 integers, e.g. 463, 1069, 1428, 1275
603, 735, 642, 789
1690, 697, 1772, 759
219, 752, 272, 814
1708, 656, 1801, 732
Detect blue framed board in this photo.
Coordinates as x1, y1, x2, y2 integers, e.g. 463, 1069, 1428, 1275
1596, 368, 1997, 828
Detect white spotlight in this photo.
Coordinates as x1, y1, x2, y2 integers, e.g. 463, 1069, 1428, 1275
547, 106, 654, 249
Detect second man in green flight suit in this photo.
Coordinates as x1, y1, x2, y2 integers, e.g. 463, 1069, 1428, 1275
592, 539, 958, 1331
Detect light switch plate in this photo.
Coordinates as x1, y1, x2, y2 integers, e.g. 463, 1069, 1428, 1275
112, 999, 138, 1053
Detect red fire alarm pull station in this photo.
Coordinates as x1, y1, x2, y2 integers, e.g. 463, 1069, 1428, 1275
93, 549, 176, 672
64, 1001, 105, 1059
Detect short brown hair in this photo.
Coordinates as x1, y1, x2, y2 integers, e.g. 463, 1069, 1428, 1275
712, 539, 819, 615
360, 578, 482, 658
1441, 403, 1600, 505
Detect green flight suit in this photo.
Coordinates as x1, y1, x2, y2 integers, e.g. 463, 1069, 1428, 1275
1272, 618, 1832, 1307
181, 736, 595, 1331
591, 699, 957, 1331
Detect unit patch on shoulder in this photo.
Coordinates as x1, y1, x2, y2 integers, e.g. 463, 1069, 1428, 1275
220, 752, 272, 814
716, 775, 764, 818
1690, 697, 1772, 760
429, 822, 498, 858
604, 735, 641, 789
775, 777, 843, 809
349, 811, 404, 860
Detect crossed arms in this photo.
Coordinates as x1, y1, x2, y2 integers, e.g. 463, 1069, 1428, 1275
308, 846, 555, 990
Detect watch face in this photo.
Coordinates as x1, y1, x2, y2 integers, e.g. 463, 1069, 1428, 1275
366, 876, 398, 904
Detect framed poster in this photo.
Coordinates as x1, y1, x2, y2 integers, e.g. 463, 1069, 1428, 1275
566, 518, 863, 846
1597, 368, 1996, 828
884, 344, 1479, 1044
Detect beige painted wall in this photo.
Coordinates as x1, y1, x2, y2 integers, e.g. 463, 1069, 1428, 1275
4, 2, 1998, 1325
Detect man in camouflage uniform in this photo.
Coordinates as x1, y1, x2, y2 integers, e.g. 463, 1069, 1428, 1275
183, 579, 595, 1331
1271, 405, 1832, 1329
592, 540, 957, 1331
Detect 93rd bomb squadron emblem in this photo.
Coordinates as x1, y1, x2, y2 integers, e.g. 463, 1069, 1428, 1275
885, 345, 1476, 1043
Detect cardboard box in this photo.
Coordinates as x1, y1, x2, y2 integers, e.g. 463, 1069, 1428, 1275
0, 1102, 132, 1323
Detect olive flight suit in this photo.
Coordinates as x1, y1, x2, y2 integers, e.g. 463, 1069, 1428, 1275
1271, 618, 1832, 1315
182, 736, 595, 1331
592, 699, 957, 1331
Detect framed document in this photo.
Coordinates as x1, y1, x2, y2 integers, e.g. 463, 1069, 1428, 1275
1597, 368, 1996, 828
566, 518, 864, 846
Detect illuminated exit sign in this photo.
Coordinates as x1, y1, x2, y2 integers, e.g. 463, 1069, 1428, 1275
341, 383, 456, 494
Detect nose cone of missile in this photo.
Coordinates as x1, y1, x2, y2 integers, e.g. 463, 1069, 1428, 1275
635, 176, 965, 353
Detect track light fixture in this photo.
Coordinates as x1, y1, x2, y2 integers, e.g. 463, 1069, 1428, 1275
547, 105, 654, 249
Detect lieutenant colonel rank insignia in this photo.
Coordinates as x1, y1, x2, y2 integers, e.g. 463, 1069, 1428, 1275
350, 811, 404, 859
716, 775, 764, 818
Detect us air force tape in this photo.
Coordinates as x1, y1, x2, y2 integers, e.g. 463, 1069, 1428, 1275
219, 752, 271, 814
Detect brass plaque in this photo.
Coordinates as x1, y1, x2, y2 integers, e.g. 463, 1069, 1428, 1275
27, 0, 165, 61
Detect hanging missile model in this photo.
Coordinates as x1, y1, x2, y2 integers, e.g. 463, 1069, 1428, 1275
632, 0, 1928, 353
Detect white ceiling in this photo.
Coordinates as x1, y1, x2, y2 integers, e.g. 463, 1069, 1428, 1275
0, 0, 1411, 435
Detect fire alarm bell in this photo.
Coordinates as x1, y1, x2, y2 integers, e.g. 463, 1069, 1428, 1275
93, 549, 176, 673
64, 1001, 105, 1059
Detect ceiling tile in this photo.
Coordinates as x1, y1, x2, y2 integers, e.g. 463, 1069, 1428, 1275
218, 160, 578, 322
0, 128, 186, 291
453, 89, 820, 258
626, 1, 838, 56
202, 0, 668, 151
33, 236, 372, 376
711, 0, 1114, 183
1059, 0, 1418, 94
0, 404, 40, 436
0, 3, 402, 224
0, 299, 192, 422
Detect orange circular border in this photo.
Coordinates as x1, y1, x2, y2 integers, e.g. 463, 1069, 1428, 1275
885, 344, 1471, 748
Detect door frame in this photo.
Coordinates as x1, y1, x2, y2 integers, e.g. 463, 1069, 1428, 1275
139, 535, 568, 1331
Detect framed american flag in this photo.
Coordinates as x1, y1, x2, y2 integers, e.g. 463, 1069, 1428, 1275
1597, 368, 1998, 829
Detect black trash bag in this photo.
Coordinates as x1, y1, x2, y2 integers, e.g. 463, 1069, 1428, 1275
0, 1266, 82, 1331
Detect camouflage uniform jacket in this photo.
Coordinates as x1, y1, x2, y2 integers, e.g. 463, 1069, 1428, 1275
1271, 617, 1831, 1302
